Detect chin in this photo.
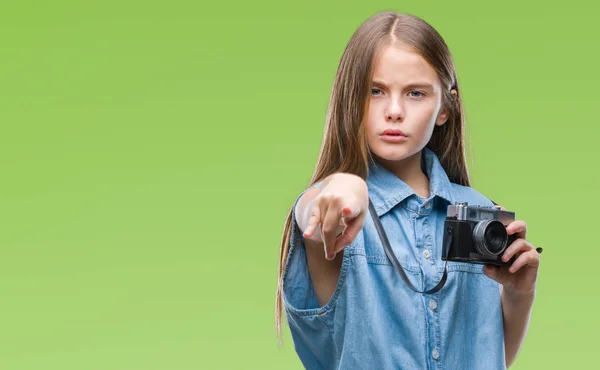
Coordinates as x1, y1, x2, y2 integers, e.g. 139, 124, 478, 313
372, 146, 414, 162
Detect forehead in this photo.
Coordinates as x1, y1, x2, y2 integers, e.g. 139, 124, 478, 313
372, 44, 440, 87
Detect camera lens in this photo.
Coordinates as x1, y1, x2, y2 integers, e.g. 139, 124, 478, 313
473, 220, 508, 257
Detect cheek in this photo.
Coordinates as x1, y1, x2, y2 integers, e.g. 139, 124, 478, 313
413, 105, 439, 131
416, 104, 438, 121
364, 106, 379, 136
366, 101, 385, 127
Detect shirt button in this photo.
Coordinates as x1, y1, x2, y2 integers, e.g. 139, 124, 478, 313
423, 250, 431, 259
429, 300, 438, 311
432, 347, 440, 360
424, 202, 431, 209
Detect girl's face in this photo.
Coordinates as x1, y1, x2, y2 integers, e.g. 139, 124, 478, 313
365, 44, 450, 165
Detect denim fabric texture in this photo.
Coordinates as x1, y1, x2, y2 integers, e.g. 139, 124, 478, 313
282, 147, 506, 370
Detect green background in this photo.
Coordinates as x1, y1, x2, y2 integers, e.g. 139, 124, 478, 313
0, 0, 596, 368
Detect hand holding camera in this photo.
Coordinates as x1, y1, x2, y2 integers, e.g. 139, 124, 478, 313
442, 202, 542, 295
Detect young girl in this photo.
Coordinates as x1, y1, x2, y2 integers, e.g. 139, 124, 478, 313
276, 11, 540, 370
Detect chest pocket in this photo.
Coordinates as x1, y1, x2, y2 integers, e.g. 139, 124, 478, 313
356, 205, 423, 274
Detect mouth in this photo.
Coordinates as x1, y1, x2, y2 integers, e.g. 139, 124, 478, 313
381, 129, 407, 137
380, 129, 408, 143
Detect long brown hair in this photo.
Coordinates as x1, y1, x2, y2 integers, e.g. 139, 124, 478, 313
275, 11, 471, 347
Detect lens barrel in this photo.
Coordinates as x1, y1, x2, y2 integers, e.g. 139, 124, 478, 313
473, 220, 508, 256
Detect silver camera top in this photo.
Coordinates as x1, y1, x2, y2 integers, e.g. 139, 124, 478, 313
447, 202, 515, 226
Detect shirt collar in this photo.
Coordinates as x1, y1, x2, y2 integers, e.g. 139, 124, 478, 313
366, 146, 456, 216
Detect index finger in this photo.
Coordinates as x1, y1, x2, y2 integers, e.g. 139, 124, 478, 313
506, 220, 527, 239
321, 202, 343, 260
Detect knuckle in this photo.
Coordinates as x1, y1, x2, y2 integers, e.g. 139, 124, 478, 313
317, 190, 333, 199
317, 192, 331, 202
331, 194, 344, 207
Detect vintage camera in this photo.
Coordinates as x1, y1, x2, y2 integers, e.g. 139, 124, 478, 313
441, 202, 517, 266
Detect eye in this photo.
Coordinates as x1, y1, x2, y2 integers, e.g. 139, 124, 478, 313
409, 91, 425, 98
371, 88, 383, 96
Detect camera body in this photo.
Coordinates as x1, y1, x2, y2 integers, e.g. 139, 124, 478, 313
442, 202, 517, 266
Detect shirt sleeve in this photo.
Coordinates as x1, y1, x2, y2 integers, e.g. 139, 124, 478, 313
282, 181, 324, 313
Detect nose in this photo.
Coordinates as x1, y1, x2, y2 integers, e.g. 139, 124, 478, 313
385, 100, 404, 122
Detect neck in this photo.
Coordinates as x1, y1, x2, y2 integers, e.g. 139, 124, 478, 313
375, 150, 430, 198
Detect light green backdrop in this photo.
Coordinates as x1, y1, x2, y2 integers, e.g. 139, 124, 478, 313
1, 1, 597, 369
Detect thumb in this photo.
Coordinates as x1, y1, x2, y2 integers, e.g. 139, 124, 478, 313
482, 265, 500, 281
341, 203, 361, 220
482, 265, 513, 286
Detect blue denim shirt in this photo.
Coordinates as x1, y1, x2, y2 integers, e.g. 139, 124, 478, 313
282, 147, 506, 370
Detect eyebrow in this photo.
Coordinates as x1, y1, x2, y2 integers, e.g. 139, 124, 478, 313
372, 80, 434, 90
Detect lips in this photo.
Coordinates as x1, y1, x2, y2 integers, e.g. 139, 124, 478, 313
382, 129, 407, 136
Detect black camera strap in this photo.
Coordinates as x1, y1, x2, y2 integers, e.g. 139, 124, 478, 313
368, 197, 450, 294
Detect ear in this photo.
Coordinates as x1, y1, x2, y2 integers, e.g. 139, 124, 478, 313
435, 89, 458, 126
